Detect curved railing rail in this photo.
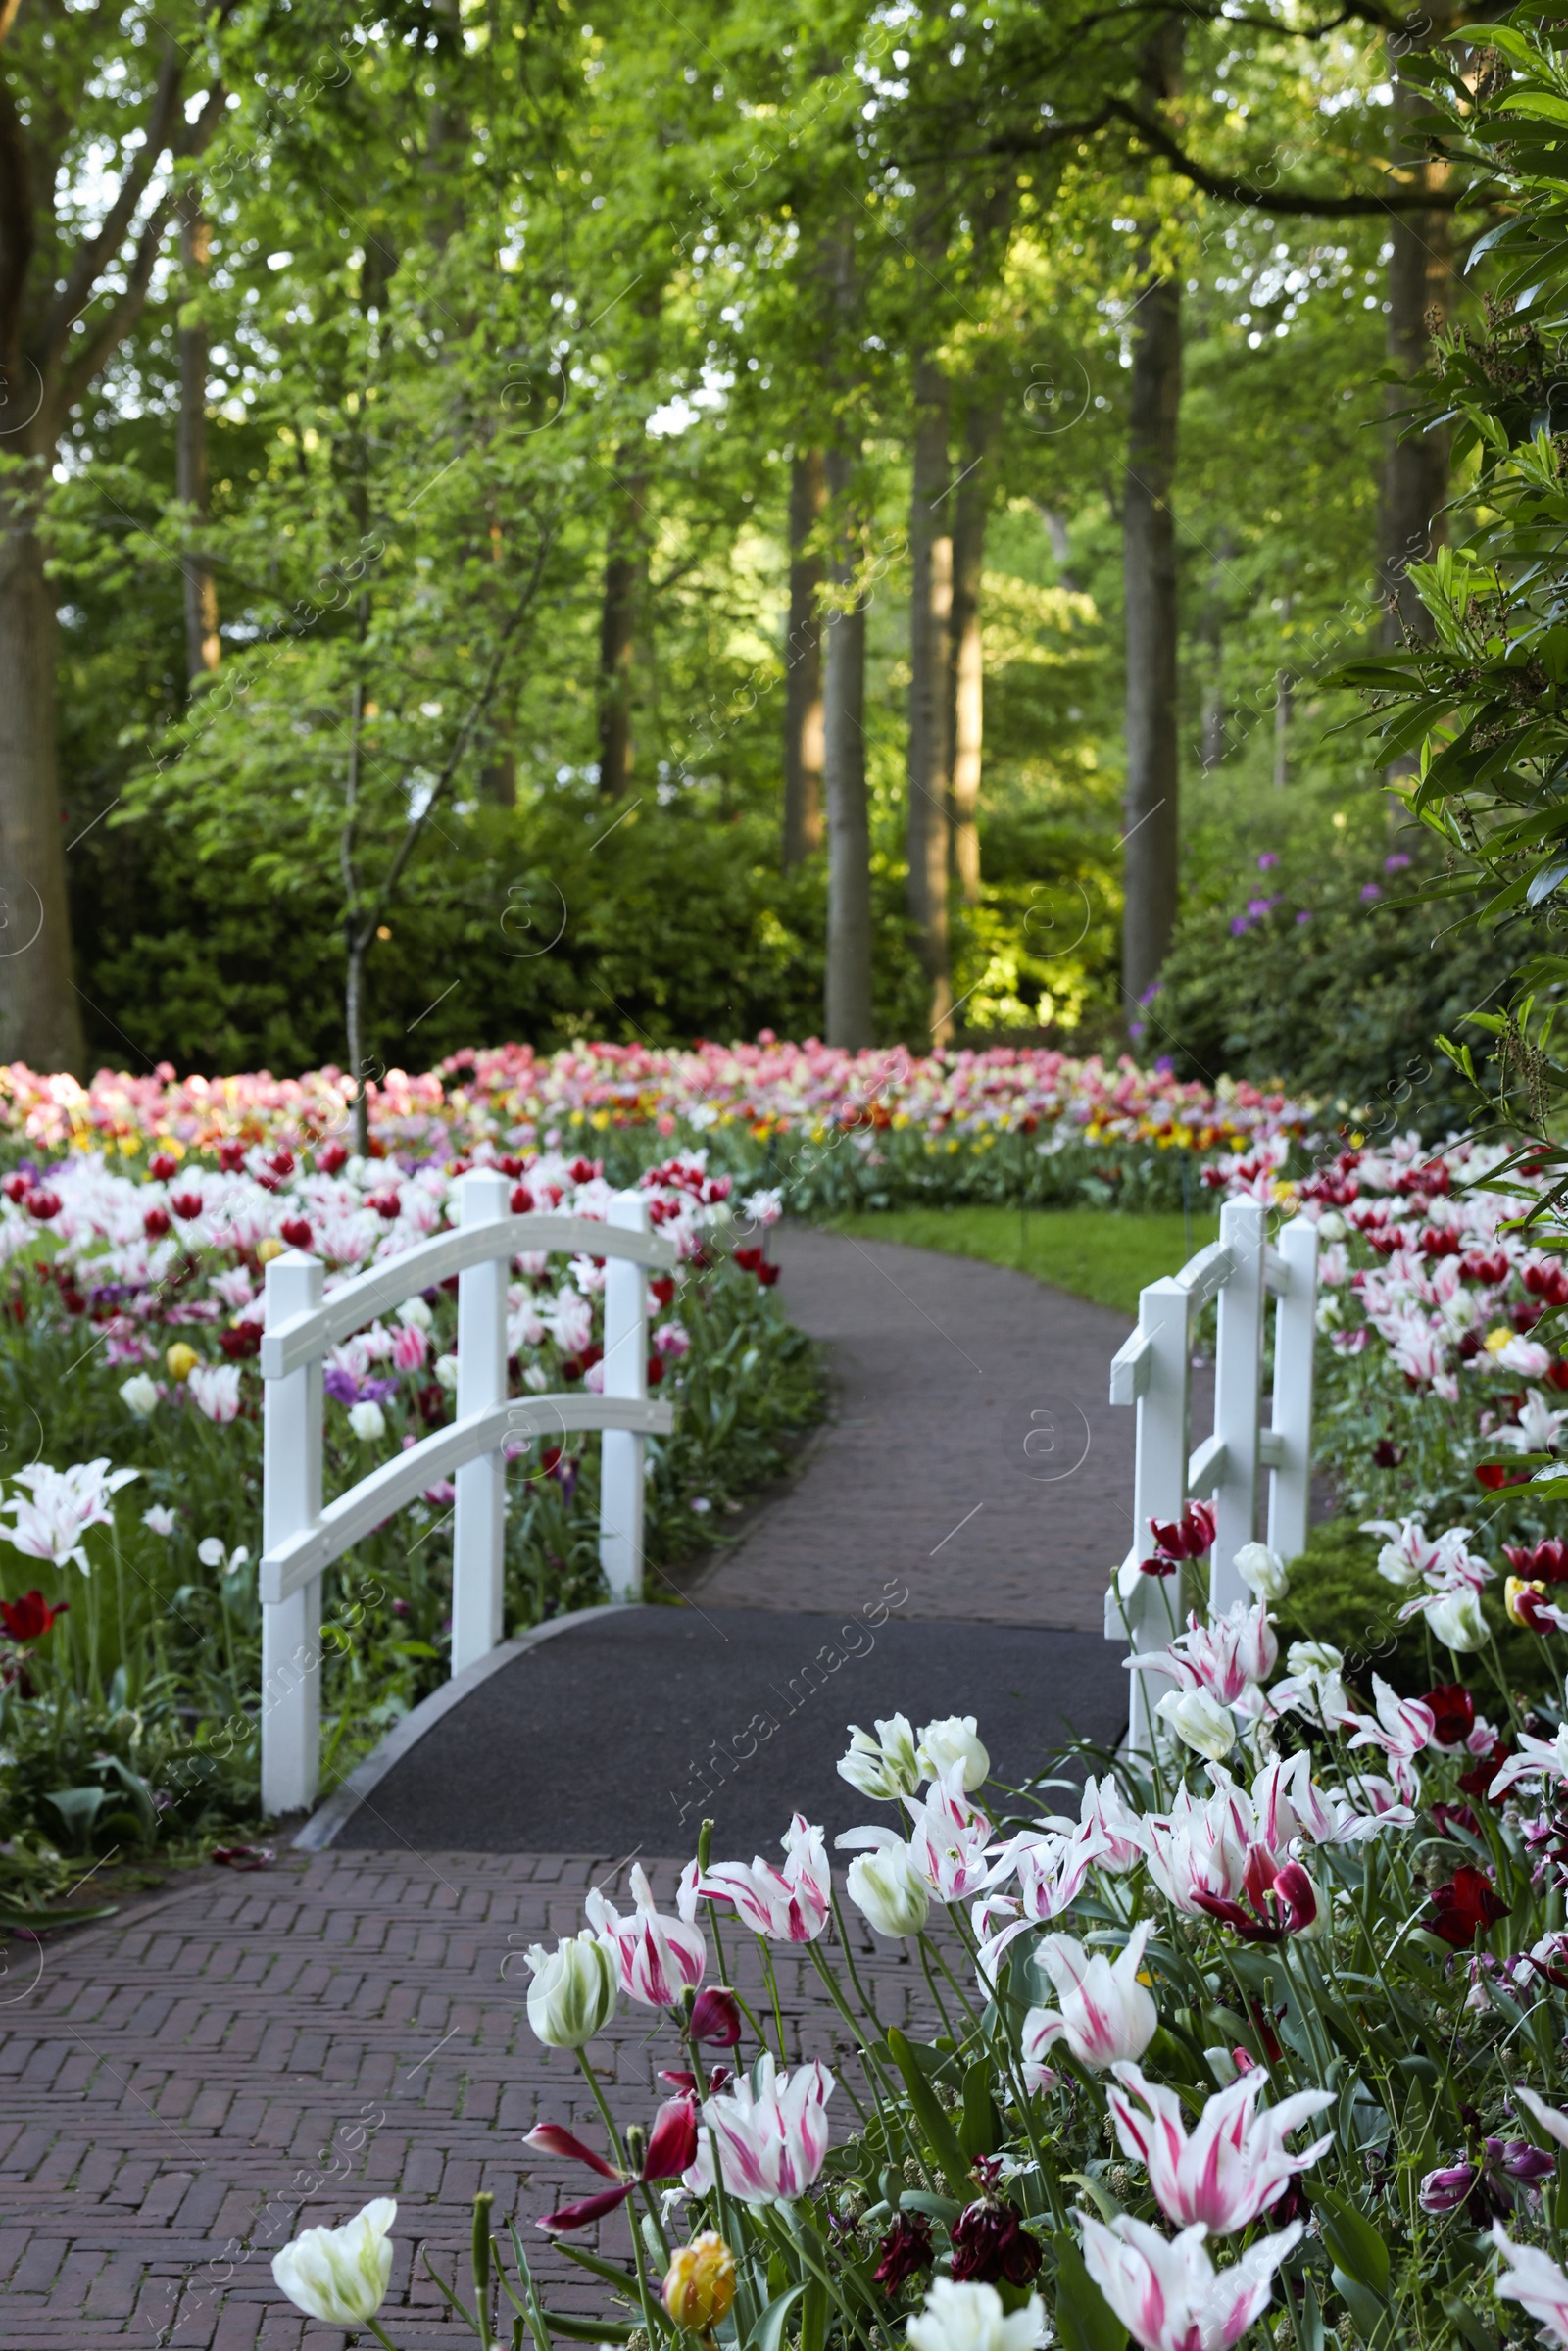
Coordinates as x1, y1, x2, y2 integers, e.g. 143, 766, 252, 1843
1105, 1198, 1319, 1755
259, 1171, 678, 1815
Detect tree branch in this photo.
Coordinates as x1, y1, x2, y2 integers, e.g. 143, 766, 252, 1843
37, 36, 185, 374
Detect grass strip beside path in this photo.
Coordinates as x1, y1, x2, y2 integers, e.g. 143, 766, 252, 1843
824, 1206, 1220, 1316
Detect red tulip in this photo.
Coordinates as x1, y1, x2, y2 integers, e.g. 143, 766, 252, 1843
280, 1218, 313, 1250
1505, 1539, 1568, 1586
0, 1590, 68, 1641
317, 1142, 348, 1176
1428, 1863, 1509, 1948
24, 1190, 61, 1220
690, 1986, 742, 2046
148, 1152, 178, 1182
143, 1206, 171, 1240
1421, 1684, 1475, 1746
511, 1184, 534, 1214
170, 1192, 203, 1220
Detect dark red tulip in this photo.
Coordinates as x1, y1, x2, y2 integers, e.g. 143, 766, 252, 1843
0, 1590, 68, 1641
949, 2200, 1042, 2288
1422, 1684, 1476, 1747
690, 1986, 742, 2046
1428, 1864, 1509, 1948
873, 2212, 933, 2289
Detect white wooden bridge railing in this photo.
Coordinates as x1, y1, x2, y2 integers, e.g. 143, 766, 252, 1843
258, 1170, 678, 1816
1105, 1198, 1319, 1755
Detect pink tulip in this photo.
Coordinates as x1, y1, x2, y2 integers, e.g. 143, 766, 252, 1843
1107, 2062, 1333, 2232
585, 1865, 706, 2008
391, 1323, 428, 1373
1080, 2211, 1302, 2351
1494, 2226, 1568, 2348
1137, 1787, 1249, 1918
1346, 1675, 1435, 1765
683, 2053, 834, 2206
1021, 1919, 1158, 2082
972, 1828, 1095, 1974
678, 1814, 831, 1943
905, 1763, 995, 1901
1128, 1602, 1278, 1714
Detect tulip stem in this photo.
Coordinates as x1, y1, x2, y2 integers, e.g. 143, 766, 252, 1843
758, 1938, 789, 2059
364, 2322, 403, 2350
575, 2048, 631, 2171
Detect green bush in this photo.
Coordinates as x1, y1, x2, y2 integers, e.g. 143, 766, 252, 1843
1277, 1516, 1539, 1700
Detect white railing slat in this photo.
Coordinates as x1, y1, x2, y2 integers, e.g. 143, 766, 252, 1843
1187, 1431, 1227, 1492
1210, 1200, 1266, 1619
599, 1193, 651, 1602
1108, 1326, 1154, 1405
1267, 1217, 1319, 1562
261, 1250, 325, 1816
261, 1211, 678, 1380
1174, 1240, 1234, 1310
452, 1171, 511, 1677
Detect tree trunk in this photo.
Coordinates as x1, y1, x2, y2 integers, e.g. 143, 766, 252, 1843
906, 355, 953, 1042
1198, 536, 1229, 770
1121, 20, 1186, 1027
0, 487, 84, 1073
177, 201, 219, 683
823, 445, 873, 1049
1121, 266, 1184, 1019
1380, 5, 1455, 648
783, 449, 825, 866
949, 396, 998, 906
597, 463, 645, 797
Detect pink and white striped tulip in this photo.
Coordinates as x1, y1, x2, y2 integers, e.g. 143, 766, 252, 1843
1493, 2225, 1568, 2349
1346, 1676, 1435, 1766
585, 1865, 706, 2008
905, 1763, 996, 1902
678, 1815, 831, 1943
1080, 2211, 1301, 2351
1127, 1601, 1278, 1715
1136, 1787, 1249, 1919
682, 2053, 834, 2206
1021, 1920, 1158, 2083
1107, 2061, 1333, 2232
971, 1828, 1096, 1974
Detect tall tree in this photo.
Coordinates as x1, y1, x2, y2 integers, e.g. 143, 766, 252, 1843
1120, 18, 1186, 1019
823, 444, 872, 1048
176, 198, 219, 685
597, 456, 646, 797
906, 342, 954, 1040
949, 390, 1000, 906
783, 449, 825, 865
0, 2, 233, 1069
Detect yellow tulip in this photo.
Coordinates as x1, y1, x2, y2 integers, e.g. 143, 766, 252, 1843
662, 2234, 736, 2333
165, 1343, 199, 1384
257, 1235, 285, 1264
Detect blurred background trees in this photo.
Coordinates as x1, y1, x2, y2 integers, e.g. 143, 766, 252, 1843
0, 0, 1518, 1110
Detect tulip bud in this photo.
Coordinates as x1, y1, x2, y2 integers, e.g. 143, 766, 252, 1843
1155, 1687, 1237, 1762
690, 1986, 742, 2046
256, 1235, 285, 1264
838, 1716, 920, 1801
1426, 1589, 1488, 1654
663, 2232, 736, 2332
523, 1932, 617, 2048
916, 1715, 990, 1792
1233, 1541, 1290, 1602
165, 1342, 200, 1384
846, 1843, 930, 1937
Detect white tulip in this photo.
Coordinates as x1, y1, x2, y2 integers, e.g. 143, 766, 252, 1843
916, 1714, 990, 1792
1286, 1641, 1342, 1677
271, 2197, 396, 2326
1426, 1588, 1488, 1654
1315, 1211, 1347, 1243
907, 2278, 1046, 2351
846, 1842, 930, 1937
141, 1505, 176, 1538
1233, 1541, 1290, 1602
397, 1296, 433, 1330
434, 1351, 460, 1393
347, 1399, 387, 1444
524, 1931, 617, 2048
1156, 1687, 1238, 1762
118, 1374, 159, 1419
838, 1715, 920, 1801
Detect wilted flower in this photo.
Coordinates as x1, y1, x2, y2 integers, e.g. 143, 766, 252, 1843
949, 2197, 1042, 2287
873, 2211, 934, 2290
271, 2197, 396, 2326
663, 2231, 737, 2330
522, 1931, 617, 2048
530, 2095, 699, 2232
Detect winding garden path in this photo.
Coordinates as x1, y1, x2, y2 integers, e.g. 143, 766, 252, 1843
0, 1225, 1165, 2345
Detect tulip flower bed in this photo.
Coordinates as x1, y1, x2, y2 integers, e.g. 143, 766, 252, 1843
262, 1624, 1568, 2351
0, 1142, 819, 1903
0, 1041, 1315, 1217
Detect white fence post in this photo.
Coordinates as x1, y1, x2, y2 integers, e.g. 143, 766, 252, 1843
1125, 1276, 1190, 1755
1210, 1198, 1265, 1620
262, 1249, 324, 1816
452, 1168, 510, 1677
600, 1190, 650, 1601
1267, 1216, 1319, 1564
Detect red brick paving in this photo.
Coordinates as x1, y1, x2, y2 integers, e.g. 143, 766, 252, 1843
0, 1851, 937, 2345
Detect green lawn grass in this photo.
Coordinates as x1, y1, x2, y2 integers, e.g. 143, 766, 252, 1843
825, 1205, 1221, 1315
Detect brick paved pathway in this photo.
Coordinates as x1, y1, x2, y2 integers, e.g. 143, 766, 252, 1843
0, 1225, 1158, 2341
0, 1850, 938, 2349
